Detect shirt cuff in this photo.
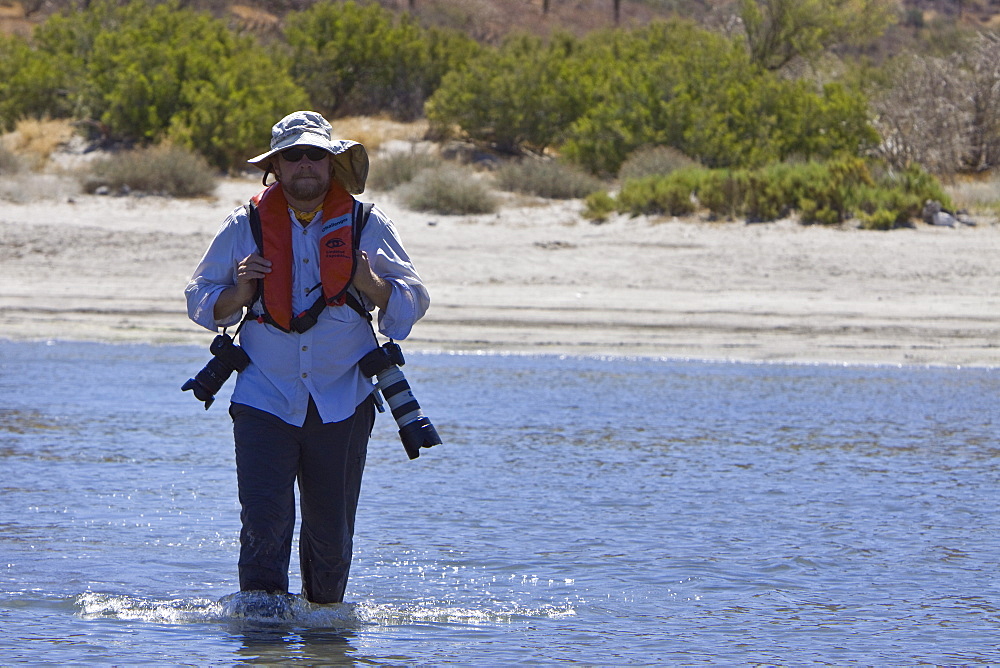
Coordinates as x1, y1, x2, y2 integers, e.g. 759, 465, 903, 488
377, 279, 418, 340
191, 285, 243, 331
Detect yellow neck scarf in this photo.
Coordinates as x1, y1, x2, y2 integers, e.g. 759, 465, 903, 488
290, 205, 322, 226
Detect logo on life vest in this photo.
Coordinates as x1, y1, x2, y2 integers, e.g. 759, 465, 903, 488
321, 215, 352, 258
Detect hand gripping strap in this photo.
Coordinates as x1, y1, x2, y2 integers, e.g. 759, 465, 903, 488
247, 199, 374, 331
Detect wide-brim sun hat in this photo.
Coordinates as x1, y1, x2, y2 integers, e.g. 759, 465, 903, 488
248, 110, 369, 195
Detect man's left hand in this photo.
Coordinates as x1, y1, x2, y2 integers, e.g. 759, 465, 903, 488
353, 250, 391, 310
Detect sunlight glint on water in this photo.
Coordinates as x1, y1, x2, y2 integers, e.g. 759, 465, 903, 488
1, 340, 999, 664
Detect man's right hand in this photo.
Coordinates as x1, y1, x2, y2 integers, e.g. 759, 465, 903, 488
237, 253, 272, 288
213, 253, 271, 321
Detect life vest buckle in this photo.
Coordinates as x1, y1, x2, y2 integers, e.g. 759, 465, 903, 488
290, 310, 318, 333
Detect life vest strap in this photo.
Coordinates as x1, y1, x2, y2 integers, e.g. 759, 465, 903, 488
245, 200, 375, 332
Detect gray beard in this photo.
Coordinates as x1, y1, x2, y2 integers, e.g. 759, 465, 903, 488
282, 174, 326, 203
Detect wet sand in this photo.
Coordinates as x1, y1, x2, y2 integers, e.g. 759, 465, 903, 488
2, 176, 998, 367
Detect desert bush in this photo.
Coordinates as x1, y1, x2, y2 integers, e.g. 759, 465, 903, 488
332, 117, 429, 152
610, 158, 943, 227
367, 149, 443, 191
10, 0, 307, 171
618, 146, 698, 182
857, 208, 902, 231
889, 162, 951, 206
3, 118, 77, 169
945, 173, 1000, 215
81, 143, 218, 198
557, 21, 725, 175
617, 169, 700, 217
286, 1, 479, 121
399, 165, 498, 214
851, 163, 950, 227
739, 0, 896, 71
87, 2, 307, 170
870, 54, 970, 176
0, 173, 82, 203
582, 191, 616, 222
426, 32, 594, 154
870, 33, 1000, 175
735, 163, 794, 221
962, 33, 1000, 171
0, 36, 71, 133
694, 169, 750, 220
495, 159, 603, 199
559, 21, 877, 175
794, 158, 874, 224
0, 144, 24, 174
852, 185, 921, 228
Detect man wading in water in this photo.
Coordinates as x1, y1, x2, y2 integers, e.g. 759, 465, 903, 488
185, 111, 429, 614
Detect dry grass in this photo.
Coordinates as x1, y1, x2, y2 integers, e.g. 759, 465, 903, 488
398, 164, 498, 214
1, 118, 77, 169
495, 158, 604, 200
81, 143, 218, 198
945, 172, 1000, 217
228, 3, 280, 36
332, 116, 429, 152
0, 173, 81, 203
0, 1, 35, 38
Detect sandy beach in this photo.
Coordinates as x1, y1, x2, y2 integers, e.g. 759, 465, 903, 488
1, 175, 998, 367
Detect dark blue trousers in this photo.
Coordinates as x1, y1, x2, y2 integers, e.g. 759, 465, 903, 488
230, 396, 374, 604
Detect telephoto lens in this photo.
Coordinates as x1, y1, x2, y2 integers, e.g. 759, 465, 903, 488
182, 334, 250, 409
359, 342, 441, 459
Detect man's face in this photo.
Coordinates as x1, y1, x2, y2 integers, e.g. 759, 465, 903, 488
274, 146, 331, 204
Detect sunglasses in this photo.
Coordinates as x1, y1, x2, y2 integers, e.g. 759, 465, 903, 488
280, 146, 328, 162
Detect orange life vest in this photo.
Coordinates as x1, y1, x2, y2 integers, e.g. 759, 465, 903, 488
248, 182, 358, 333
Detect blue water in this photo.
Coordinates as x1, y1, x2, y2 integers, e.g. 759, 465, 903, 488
1, 339, 999, 664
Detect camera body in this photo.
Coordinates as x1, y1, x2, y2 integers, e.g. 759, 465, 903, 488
359, 342, 441, 459
182, 334, 250, 409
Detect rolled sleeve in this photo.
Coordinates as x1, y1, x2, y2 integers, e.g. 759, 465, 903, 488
360, 206, 430, 340
185, 208, 256, 331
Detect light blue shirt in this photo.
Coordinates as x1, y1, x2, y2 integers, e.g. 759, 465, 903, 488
185, 200, 429, 426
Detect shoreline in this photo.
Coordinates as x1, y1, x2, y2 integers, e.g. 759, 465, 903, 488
2, 176, 999, 370
5, 336, 997, 372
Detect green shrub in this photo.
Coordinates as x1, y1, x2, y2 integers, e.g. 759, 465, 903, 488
367, 150, 443, 191
615, 177, 657, 215
286, 1, 479, 121
617, 169, 699, 216
559, 21, 725, 175
81, 143, 218, 198
618, 146, 698, 182
606, 157, 945, 228
787, 158, 873, 224
858, 208, 902, 230
742, 165, 790, 221
495, 159, 603, 199
852, 183, 923, 227
694, 169, 749, 220
426, 32, 593, 154
400, 165, 498, 215
21, 0, 308, 171
560, 22, 877, 175
0, 36, 72, 133
891, 163, 952, 208
799, 198, 841, 225
583, 191, 616, 222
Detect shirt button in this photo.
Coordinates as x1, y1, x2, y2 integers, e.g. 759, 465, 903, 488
301, 372, 308, 378
303, 258, 309, 264
301, 345, 308, 352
